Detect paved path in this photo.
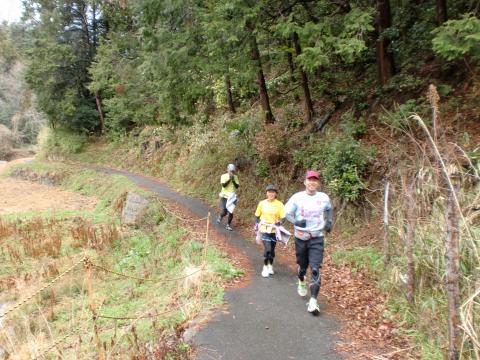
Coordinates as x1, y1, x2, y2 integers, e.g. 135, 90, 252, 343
95, 167, 342, 360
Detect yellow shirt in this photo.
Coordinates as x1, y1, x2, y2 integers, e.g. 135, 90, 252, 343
255, 199, 286, 233
219, 173, 239, 197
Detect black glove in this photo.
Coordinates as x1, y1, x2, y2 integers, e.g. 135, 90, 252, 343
324, 221, 332, 233
294, 219, 306, 228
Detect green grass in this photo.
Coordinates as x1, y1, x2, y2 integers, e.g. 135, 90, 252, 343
0, 161, 241, 358
385, 293, 445, 360
331, 246, 384, 275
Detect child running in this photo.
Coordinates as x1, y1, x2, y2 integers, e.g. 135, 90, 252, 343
255, 184, 286, 277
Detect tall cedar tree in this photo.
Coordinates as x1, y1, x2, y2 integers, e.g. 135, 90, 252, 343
23, 0, 105, 131
376, 0, 395, 85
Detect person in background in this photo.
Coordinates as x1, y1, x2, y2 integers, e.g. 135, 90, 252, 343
217, 163, 240, 231
254, 184, 286, 277
285, 170, 333, 314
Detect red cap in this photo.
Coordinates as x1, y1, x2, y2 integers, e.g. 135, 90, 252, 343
305, 170, 320, 179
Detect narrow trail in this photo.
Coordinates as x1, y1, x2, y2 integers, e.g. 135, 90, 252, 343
94, 166, 342, 360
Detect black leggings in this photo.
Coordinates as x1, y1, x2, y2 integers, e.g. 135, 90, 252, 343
262, 233, 277, 265
295, 236, 325, 299
219, 197, 233, 225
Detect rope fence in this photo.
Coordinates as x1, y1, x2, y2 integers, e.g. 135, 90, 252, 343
87, 259, 206, 283
0, 209, 213, 359
156, 200, 210, 223
95, 303, 184, 320
0, 255, 88, 319
32, 323, 85, 360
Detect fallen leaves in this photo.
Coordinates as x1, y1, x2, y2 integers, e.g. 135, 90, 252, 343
322, 255, 417, 359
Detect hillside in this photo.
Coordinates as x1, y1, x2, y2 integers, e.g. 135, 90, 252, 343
1, 0, 480, 358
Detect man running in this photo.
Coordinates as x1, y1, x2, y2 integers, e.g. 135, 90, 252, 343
285, 170, 333, 314
217, 163, 240, 231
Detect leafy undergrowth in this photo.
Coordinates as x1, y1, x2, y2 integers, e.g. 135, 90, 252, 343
0, 161, 241, 359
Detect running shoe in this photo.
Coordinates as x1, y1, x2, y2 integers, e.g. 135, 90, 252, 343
261, 265, 269, 278
297, 279, 307, 297
307, 298, 320, 314
267, 264, 274, 275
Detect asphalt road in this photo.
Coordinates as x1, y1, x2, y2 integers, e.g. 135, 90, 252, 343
95, 167, 342, 360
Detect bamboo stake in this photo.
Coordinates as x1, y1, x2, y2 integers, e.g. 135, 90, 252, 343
203, 212, 210, 265
383, 180, 390, 266
445, 170, 461, 360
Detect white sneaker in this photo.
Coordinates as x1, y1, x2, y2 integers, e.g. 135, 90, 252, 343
297, 280, 307, 297
307, 298, 320, 314
267, 264, 274, 275
261, 265, 269, 278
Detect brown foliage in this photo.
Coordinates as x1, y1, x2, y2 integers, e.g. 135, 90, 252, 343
254, 123, 289, 166
70, 218, 119, 250
0, 219, 17, 239
16, 217, 63, 258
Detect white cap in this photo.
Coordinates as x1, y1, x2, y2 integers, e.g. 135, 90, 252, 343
227, 164, 236, 172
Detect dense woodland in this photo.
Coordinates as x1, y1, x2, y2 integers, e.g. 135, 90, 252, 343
1, 0, 480, 359
0, 0, 476, 133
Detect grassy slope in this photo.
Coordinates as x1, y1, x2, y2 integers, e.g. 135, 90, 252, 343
0, 161, 241, 359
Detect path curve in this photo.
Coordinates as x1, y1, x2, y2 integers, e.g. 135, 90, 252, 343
94, 166, 342, 360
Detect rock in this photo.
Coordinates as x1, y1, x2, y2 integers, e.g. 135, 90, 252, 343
182, 309, 213, 343
121, 192, 149, 225
182, 327, 197, 343
229, 129, 241, 137
39, 176, 56, 186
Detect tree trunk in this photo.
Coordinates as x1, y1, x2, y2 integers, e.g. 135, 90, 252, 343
92, 0, 98, 50
436, 0, 448, 25
445, 171, 461, 360
250, 35, 275, 124
286, 49, 295, 82
292, 32, 314, 123
78, 2, 93, 60
95, 91, 105, 134
224, 75, 236, 114
375, 0, 395, 85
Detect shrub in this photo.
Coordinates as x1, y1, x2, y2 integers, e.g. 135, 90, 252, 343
225, 117, 250, 135
0, 124, 13, 159
384, 74, 427, 93
254, 157, 270, 178
379, 98, 427, 133
294, 136, 374, 202
432, 13, 480, 62
340, 110, 367, 139
37, 127, 87, 156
